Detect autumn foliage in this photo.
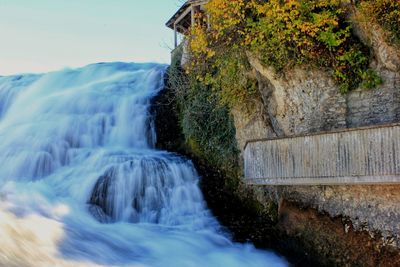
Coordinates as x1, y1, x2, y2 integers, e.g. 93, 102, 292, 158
187, 0, 384, 107
359, 0, 400, 45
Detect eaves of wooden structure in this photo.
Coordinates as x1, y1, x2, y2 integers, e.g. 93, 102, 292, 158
166, 0, 209, 48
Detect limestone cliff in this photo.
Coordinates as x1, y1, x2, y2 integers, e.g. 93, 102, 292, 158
230, 16, 400, 266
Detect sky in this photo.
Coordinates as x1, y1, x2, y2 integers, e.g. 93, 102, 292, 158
0, 0, 184, 75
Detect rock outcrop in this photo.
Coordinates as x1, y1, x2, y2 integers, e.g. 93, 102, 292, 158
230, 15, 400, 265
159, 7, 400, 266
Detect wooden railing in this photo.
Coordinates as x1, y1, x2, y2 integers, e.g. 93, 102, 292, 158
244, 123, 400, 185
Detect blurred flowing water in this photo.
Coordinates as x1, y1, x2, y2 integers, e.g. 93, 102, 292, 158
0, 63, 287, 267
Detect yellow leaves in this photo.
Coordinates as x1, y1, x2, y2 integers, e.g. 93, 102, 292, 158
188, 0, 251, 78
189, 20, 215, 60
205, 0, 246, 35
312, 11, 339, 28
189, 25, 207, 54
187, 21, 216, 77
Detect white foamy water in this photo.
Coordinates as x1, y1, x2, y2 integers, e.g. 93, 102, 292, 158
0, 62, 287, 267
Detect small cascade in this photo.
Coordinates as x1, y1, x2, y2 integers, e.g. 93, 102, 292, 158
88, 153, 206, 226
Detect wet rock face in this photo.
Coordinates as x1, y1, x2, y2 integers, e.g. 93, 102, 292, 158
88, 160, 167, 223
88, 205, 112, 223
87, 154, 204, 225
150, 70, 186, 153
89, 167, 116, 220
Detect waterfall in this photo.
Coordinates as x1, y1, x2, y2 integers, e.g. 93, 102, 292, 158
0, 62, 286, 267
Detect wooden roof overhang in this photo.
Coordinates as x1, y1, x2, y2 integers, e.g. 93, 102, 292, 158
166, 2, 191, 34
166, 0, 208, 34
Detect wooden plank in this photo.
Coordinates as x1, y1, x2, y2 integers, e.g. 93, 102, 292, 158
174, 24, 177, 48
246, 175, 400, 186
244, 123, 400, 185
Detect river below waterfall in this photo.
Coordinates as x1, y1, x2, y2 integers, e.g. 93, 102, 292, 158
0, 63, 287, 267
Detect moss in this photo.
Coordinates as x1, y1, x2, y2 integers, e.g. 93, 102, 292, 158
167, 62, 239, 172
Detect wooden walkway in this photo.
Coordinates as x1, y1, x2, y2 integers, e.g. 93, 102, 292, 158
244, 123, 400, 185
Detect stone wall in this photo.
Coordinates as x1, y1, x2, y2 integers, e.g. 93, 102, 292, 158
231, 99, 276, 153
245, 55, 400, 141
254, 184, 400, 246
247, 57, 349, 138
346, 70, 400, 127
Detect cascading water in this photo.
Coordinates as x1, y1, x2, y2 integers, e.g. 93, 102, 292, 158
0, 62, 287, 267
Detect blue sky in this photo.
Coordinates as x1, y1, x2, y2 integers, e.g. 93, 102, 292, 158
0, 0, 183, 75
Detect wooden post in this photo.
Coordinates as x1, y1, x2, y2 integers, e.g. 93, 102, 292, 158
191, 5, 195, 26
174, 23, 177, 48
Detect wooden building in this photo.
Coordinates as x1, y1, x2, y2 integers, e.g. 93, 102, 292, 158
166, 0, 209, 48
